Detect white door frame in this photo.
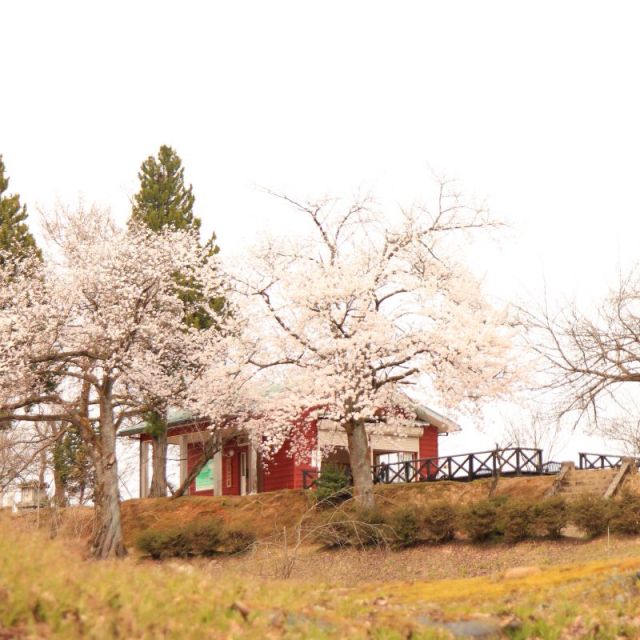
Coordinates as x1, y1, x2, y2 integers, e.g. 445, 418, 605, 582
240, 450, 248, 496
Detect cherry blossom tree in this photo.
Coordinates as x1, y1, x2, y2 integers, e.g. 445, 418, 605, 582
0, 206, 232, 558
232, 182, 517, 508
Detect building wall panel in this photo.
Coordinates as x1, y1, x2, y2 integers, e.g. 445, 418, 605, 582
419, 425, 439, 459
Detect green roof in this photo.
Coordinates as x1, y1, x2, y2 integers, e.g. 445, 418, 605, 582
118, 408, 195, 437
118, 397, 460, 437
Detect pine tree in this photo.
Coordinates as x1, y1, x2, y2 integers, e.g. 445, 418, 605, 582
0, 155, 40, 437
130, 145, 222, 496
0, 155, 40, 266
52, 423, 94, 506
130, 145, 221, 328
131, 145, 199, 232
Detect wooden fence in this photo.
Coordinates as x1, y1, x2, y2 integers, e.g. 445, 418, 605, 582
302, 447, 545, 489
301, 449, 640, 490
578, 452, 640, 470
372, 447, 543, 484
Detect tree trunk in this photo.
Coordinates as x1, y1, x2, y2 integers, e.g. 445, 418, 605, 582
346, 419, 374, 509
149, 425, 168, 498
91, 386, 126, 559
172, 433, 220, 499
52, 464, 67, 508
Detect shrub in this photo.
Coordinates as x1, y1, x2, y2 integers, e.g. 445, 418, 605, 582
458, 498, 502, 542
314, 464, 352, 507
569, 494, 614, 538
182, 520, 226, 556
387, 506, 420, 548
315, 506, 392, 549
499, 499, 535, 543
534, 496, 568, 538
222, 524, 257, 553
136, 528, 181, 560
421, 501, 457, 544
609, 490, 640, 535
136, 519, 226, 558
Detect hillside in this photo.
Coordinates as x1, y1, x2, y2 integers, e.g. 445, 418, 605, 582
120, 475, 556, 547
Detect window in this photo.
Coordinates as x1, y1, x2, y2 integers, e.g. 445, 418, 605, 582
225, 457, 232, 488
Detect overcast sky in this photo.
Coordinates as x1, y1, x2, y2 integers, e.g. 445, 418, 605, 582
3, 1, 639, 459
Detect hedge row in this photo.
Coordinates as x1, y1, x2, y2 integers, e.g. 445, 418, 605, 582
135, 491, 640, 557
136, 519, 256, 559
315, 490, 640, 549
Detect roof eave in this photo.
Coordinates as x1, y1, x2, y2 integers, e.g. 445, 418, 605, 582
413, 404, 461, 433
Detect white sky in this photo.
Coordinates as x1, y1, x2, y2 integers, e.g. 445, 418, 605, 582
4, 1, 640, 462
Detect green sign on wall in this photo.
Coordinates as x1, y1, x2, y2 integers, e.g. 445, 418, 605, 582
195, 459, 214, 492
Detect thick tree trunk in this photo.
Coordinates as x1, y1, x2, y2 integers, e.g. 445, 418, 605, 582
91, 387, 126, 559
172, 433, 220, 499
346, 419, 374, 509
149, 425, 168, 498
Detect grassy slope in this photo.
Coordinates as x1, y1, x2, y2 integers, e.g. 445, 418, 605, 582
2, 521, 640, 639
27, 475, 555, 549
120, 475, 555, 547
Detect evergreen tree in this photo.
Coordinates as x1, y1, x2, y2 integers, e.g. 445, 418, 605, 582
0, 155, 40, 447
130, 145, 221, 328
52, 423, 94, 506
0, 154, 40, 266
130, 145, 223, 496
131, 145, 199, 232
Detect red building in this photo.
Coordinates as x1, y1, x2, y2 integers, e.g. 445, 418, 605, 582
121, 405, 460, 497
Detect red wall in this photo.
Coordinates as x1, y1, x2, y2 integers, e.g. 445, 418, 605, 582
221, 441, 248, 496
262, 418, 318, 491
418, 425, 439, 480
419, 426, 439, 459
261, 439, 297, 492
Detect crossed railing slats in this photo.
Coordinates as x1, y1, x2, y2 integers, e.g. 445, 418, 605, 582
578, 452, 640, 470
372, 447, 543, 484
301, 447, 546, 489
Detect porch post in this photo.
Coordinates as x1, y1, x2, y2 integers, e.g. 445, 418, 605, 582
248, 444, 258, 494
213, 450, 223, 496
140, 439, 150, 498
179, 435, 188, 487
369, 445, 374, 480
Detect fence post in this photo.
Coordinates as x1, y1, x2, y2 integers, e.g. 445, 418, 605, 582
515, 448, 521, 476
537, 449, 543, 472
447, 457, 452, 480
468, 455, 474, 481
492, 450, 497, 476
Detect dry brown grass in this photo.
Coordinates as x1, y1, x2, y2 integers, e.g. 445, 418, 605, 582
120, 490, 314, 546
5, 475, 558, 551
179, 524, 640, 585
374, 474, 554, 506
